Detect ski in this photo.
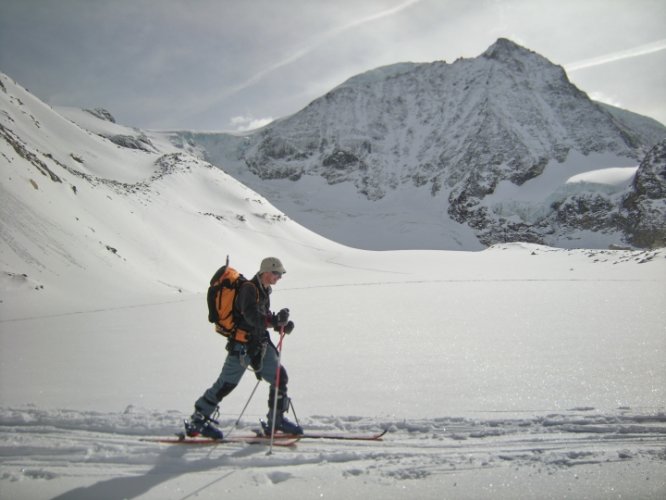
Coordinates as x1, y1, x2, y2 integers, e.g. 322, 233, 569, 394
304, 428, 387, 441
260, 428, 388, 441
140, 434, 299, 447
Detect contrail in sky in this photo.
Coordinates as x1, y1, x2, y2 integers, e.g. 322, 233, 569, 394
565, 39, 666, 72
214, 0, 423, 104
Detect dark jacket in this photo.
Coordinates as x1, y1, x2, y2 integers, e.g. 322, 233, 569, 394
234, 274, 271, 344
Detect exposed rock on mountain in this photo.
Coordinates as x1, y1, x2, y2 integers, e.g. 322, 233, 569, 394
622, 140, 666, 247
84, 108, 116, 123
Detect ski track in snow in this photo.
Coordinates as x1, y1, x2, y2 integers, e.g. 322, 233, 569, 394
1, 407, 665, 497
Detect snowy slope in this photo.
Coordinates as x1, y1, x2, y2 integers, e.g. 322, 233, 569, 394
1, 72, 346, 314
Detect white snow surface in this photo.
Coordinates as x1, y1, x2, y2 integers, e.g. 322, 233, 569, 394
1, 73, 666, 499
1, 247, 665, 500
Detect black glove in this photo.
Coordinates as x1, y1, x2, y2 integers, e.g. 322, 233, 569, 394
283, 321, 295, 334
272, 308, 290, 327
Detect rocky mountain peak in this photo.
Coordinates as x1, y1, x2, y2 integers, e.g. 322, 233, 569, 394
482, 37, 538, 62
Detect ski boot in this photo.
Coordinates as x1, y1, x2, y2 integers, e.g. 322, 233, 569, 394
263, 394, 303, 436
184, 411, 224, 440
263, 413, 303, 436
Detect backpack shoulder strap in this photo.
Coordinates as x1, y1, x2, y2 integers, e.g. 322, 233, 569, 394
238, 280, 259, 303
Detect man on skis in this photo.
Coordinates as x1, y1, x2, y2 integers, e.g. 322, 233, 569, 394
186, 257, 302, 439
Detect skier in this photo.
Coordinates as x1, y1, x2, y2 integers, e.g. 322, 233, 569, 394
185, 257, 302, 439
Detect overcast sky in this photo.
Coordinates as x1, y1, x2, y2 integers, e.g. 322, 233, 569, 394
1, 0, 664, 131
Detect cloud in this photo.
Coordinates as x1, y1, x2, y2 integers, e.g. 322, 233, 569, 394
565, 39, 666, 72
230, 115, 274, 132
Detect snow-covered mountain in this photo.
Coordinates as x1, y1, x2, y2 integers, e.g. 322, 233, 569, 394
0, 72, 343, 312
170, 38, 666, 250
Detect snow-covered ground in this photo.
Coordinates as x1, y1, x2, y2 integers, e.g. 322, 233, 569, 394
2, 245, 665, 499
1, 72, 665, 499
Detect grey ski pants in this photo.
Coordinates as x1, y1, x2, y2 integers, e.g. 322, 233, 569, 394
194, 340, 288, 418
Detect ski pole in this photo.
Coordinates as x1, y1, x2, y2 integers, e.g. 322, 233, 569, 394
267, 326, 286, 455
289, 398, 301, 429
225, 378, 261, 438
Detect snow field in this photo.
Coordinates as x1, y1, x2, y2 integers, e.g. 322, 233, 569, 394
1, 245, 665, 499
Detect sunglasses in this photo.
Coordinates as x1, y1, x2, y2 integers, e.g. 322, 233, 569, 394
272, 271, 283, 278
